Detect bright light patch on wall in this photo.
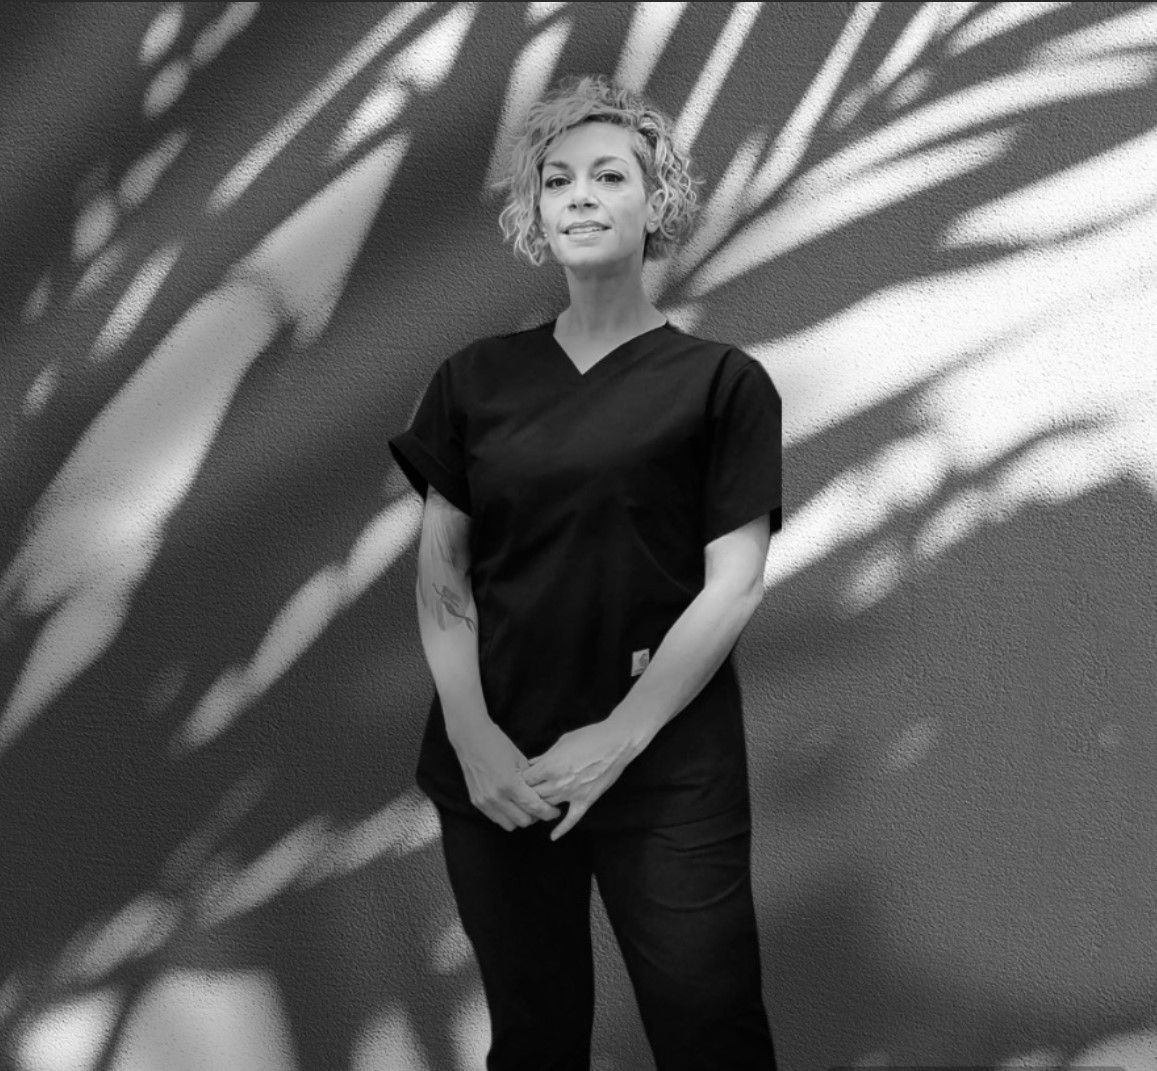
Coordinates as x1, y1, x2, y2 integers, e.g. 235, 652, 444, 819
337, 83, 409, 162
914, 268, 1157, 474
988, 425, 1130, 508
382, 5, 474, 94
832, 81, 873, 133
118, 130, 190, 210
21, 363, 61, 418
0, 973, 18, 1023
912, 487, 991, 562
173, 664, 250, 753
793, 53, 1153, 215
352, 1008, 431, 1071
660, 302, 703, 334
334, 4, 476, 161
20, 272, 51, 323
15, 989, 121, 1071
1097, 723, 1123, 753
160, 771, 268, 890
54, 895, 178, 989
483, 17, 572, 189
191, 2, 261, 67
653, 127, 767, 294
859, 1, 945, 107
611, 1, 687, 92
175, 492, 421, 751
946, 0, 1071, 56
884, 66, 935, 111
139, 3, 183, 66
756, 1, 879, 186
110, 970, 297, 1071
69, 242, 126, 305
90, 242, 182, 362
452, 987, 490, 1071
199, 817, 332, 927
1069, 1027, 1157, 1071
671, 2, 762, 156
526, 1, 568, 24
996, 1046, 1067, 1069
143, 57, 191, 120
944, 124, 1157, 247
143, 660, 188, 713
208, 2, 430, 211
872, 435, 949, 514
840, 538, 905, 613
0, 272, 290, 751
299, 790, 442, 888
882, 716, 941, 772
754, 169, 1157, 604
1031, 2, 1157, 64
235, 130, 412, 347
936, 2, 983, 40
692, 127, 1018, 293
0, 586, 124, 750
431, 916, 474, 974
849, 1049, 892, 1069
72, 194, 117, 264
753, 168, 1157, 448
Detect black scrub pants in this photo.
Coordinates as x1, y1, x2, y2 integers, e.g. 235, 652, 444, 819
435, 800, 779, 1071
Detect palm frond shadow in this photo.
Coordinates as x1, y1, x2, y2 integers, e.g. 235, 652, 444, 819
1, 2, 1155, 1069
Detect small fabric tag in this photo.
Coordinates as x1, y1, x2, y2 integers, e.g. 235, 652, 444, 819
630, 648, 650, 676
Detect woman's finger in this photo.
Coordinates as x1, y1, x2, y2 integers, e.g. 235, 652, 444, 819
513, 780, 561, 822
550, 802, 585, 841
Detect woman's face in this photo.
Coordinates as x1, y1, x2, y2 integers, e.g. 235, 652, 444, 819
537, 121, 662, 270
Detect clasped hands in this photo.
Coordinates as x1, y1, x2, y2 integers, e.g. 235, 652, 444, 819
453, 715, 644, 840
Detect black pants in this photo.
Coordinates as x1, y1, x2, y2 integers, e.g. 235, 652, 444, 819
436, 801, 779, 1070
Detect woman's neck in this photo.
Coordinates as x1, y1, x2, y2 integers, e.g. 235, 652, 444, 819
556, 301, 665, 340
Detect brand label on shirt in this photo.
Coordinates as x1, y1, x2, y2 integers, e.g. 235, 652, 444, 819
630, 648, 651, 676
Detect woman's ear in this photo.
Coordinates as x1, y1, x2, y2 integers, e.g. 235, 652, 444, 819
646, 188, 665, 232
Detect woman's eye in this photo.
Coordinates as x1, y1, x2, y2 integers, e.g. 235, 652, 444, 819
545, 173, 623, 188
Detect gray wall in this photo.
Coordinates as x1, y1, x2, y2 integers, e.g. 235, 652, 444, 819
1, 3, 1155, 1069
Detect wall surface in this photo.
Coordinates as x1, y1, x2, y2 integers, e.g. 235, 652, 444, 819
1, 3, 1156, 1070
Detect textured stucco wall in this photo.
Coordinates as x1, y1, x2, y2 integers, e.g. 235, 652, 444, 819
1, 3, 1156, 1070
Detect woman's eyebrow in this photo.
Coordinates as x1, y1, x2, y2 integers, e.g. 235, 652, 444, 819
543, 155, 629, 170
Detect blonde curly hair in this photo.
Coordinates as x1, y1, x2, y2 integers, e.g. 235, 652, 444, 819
488, 74, 704, 267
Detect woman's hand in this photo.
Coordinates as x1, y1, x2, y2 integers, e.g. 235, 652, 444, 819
522, 718, 643, 840
450, 719, 562, 831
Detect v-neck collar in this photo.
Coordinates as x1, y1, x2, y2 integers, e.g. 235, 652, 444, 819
543, 318, 672, 381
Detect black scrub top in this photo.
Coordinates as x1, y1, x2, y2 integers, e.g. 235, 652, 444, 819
388, 318, 782, 829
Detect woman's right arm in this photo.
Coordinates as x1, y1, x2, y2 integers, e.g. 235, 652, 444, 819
416, 486, 562, 831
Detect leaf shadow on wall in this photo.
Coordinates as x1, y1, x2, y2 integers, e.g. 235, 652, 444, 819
1, 2, 1157, 1071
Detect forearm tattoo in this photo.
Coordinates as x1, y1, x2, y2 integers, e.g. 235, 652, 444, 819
418, 510, 477, 634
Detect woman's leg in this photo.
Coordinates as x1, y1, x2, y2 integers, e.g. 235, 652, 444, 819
436, 805, 596, 1071
589, 804, 778, 1070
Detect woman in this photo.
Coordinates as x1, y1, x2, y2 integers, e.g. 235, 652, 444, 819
389, 74, 782, 1071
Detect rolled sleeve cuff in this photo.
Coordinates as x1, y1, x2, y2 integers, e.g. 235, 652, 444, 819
388, 432, 471, 515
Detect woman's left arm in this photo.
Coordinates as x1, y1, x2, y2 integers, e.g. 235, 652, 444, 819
523, 512, 772, 839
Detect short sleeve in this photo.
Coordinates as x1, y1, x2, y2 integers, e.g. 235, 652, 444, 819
388, 358, 471, 514
701, 355, 782, 544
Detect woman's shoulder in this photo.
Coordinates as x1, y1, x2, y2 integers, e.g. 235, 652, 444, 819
495, 318, 551, 341
440, 329, 523, 367
657, 324, 759, 376
445, 321, 549, 359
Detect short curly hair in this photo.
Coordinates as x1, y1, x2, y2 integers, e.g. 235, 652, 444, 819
488, 74, 704, 267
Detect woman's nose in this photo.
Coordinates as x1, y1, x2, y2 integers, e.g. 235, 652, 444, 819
569, 183, 596, 206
